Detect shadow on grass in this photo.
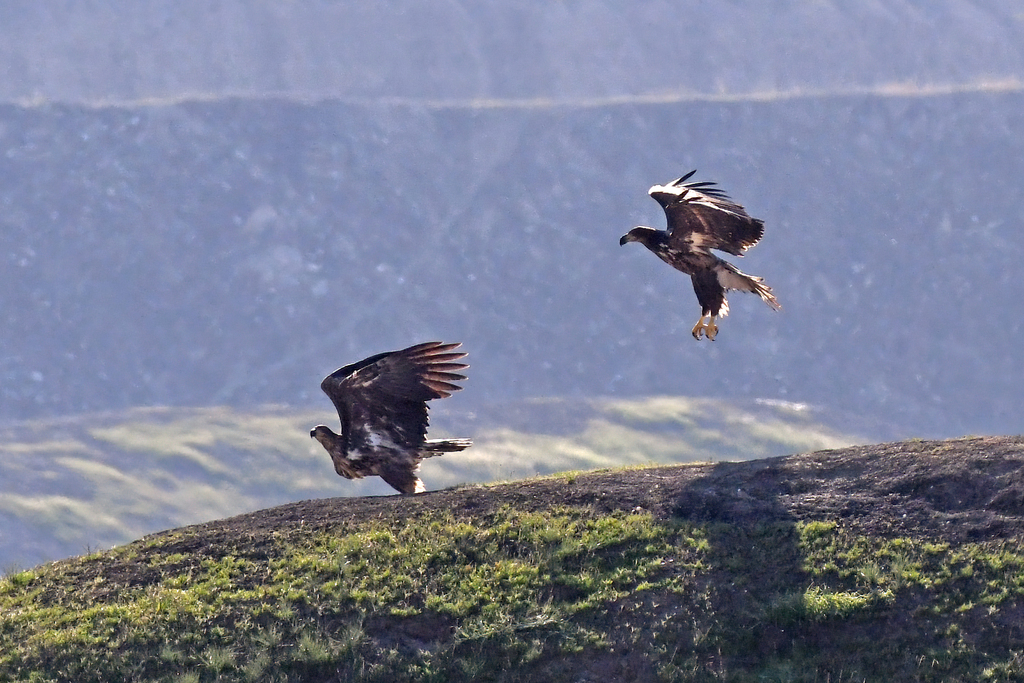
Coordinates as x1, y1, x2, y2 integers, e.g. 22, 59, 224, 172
671, 457, 815, 675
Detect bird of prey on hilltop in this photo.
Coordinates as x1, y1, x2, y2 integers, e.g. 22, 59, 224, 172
620, 170, 780, 340
310, 341, 471, 494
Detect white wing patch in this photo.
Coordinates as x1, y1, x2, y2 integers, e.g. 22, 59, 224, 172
650, 182, 747, 220
686, 197, 746, 219
686, 231, 716, 249
366, 430, 400, 450
648, 182, 687, 198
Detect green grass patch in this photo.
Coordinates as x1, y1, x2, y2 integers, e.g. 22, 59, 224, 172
797, 520, 1024, 611
0, 506, 705, 682
4, 504, 1024, 681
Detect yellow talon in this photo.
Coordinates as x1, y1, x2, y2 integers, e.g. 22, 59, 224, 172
691, 315, 718, 341
705, 316, 718, 341
691, 316, 707, 340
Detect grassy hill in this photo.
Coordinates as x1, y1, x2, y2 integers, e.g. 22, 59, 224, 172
0, 396, 862, 570
3, 435, 1024, 682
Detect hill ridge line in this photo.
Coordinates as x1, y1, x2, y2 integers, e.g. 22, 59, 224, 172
144, 434, 1024, 548
7, 77, 1022, 111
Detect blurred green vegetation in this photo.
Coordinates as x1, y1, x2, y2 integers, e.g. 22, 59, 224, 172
0, 397, 861, 569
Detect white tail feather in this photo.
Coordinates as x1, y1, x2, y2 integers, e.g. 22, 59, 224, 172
715, 263, 781, 311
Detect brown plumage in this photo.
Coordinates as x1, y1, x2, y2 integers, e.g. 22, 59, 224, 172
620, 170, 780, 340
310, 341, 471, 494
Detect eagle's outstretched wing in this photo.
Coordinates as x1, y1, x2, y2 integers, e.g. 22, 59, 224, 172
648, 170, 765, 257
320, 341, 468, 453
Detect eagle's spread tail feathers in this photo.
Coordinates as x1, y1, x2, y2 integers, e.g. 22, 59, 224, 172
421, 438, 473, 456
715, 261, 781, 313
750, 278, 781, 311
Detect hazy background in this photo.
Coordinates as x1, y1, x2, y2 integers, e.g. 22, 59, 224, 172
2, 0, 1024, 438
2, 0, 1024, 569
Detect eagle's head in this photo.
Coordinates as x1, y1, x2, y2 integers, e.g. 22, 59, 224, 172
310, 424, 335, 443
620, 226, 657, 246
310, 425, 359, 480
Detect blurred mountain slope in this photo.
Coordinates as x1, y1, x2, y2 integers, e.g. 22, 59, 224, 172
2, 4, 1023, 445
1, 2, 1022, 104
2, 90, 1023, 436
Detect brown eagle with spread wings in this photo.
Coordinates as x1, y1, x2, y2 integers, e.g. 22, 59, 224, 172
310, 341, 471, 494
620, 170, 780, 340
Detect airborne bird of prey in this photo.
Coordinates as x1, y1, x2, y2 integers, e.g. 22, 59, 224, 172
310, 341, 471, 494
620, 170, 780, 340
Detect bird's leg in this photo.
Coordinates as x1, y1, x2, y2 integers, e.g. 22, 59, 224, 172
691, 315, 708, 340
691, 314, 718, 341
705, 315, 719, 341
